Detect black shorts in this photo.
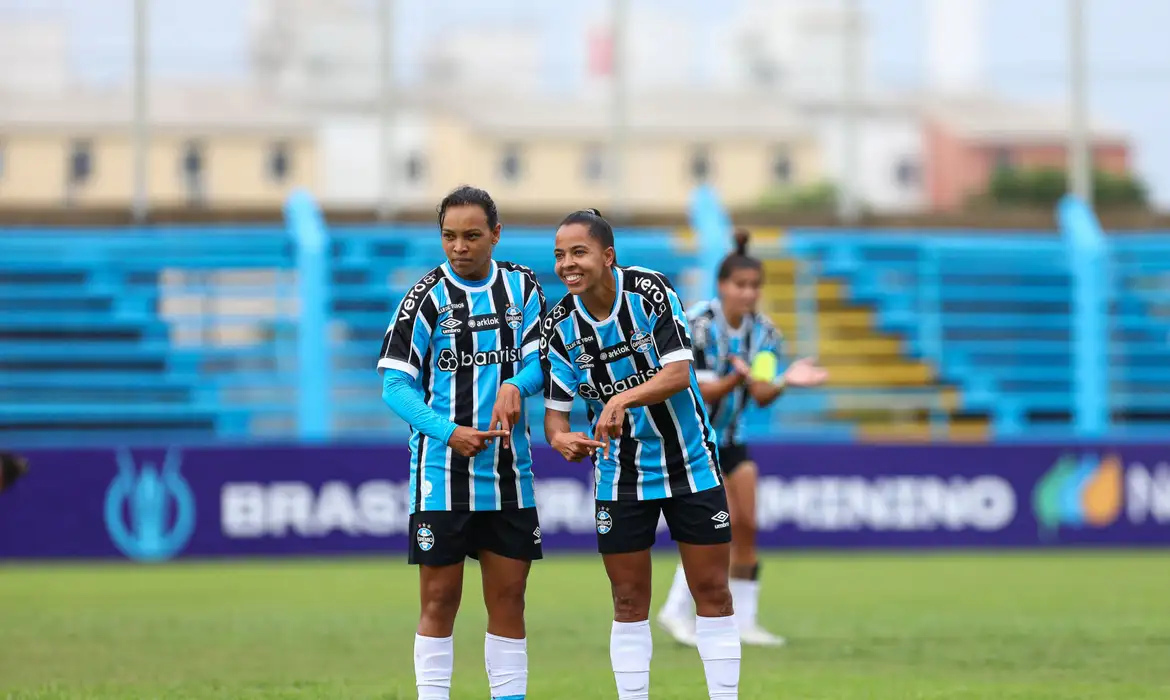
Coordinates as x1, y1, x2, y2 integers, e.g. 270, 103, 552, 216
717, 443, 752, 477
408, 508, 544, 566
595, 487, 732, 554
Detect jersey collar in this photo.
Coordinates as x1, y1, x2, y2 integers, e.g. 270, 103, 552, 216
711, 298, 748, 338
574, 266, 624, 326
442, 259, 498, 293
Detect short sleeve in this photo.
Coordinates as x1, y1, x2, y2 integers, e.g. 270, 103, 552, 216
651, 288, 694, 366
377, 277, 440, 380
541, 322, 580, 412
520, 276, 546, 360
689, 311, 718, 383
754, 317, 783, 359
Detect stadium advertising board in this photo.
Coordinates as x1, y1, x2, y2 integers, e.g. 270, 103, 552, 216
1, 444, 1168, 561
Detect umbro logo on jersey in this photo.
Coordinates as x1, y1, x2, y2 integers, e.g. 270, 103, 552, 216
711, 511, 731, 529
439, 317, 463, 335
436, 347, 522, 372
576, 352, 595, 369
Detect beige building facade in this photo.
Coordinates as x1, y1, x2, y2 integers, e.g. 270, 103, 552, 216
0, 89, 317, 209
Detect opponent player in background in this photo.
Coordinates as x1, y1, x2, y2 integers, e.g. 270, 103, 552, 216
657, 228, 828, 648
542, 209, 741, 700
379, 186, 546, 700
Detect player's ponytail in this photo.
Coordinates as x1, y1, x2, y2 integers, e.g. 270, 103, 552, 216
717, 227, 762, 281
733, 227, 750, 256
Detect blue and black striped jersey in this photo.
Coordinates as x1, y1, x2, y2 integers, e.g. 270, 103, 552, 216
378, 260, 545, 513
541, 265, 721, 501
689, 298, 782, 447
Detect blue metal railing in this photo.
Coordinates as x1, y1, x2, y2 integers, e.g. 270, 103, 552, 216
1, 193, 1168, 446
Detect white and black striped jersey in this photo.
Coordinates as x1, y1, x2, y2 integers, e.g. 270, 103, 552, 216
378, 260, 545, 512
541, 265, 722, 501
689, 298, 783, 447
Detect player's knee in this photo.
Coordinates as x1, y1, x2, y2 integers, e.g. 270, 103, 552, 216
610, 581, 651, 622
485, 582, 527, 617
420, 581, 462, 624
688, 572, 732, 609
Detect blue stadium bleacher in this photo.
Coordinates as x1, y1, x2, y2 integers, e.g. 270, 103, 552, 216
1, 207, 1168, 447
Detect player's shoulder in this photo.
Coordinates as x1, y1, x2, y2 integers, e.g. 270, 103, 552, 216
621, 266, 679, 315
622, 265, 678, 292
753, 311, 779, 335
687, 298, 718, 322
496, 259, 540, 284
404, 265, 448, 292
393, 265, 447, 322
543, 293, 576, 333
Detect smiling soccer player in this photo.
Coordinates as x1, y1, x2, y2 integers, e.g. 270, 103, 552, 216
541, 209, 741, 700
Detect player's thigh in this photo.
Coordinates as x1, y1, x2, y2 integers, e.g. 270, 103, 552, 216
724, 459, 759, 531
662, 486, 734, 548
595, 499, 660, 555
717, 443, 750, 481
409, 510, 473, 567
471, 507, 544, 564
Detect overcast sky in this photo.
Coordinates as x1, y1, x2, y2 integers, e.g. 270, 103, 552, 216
3, 0, 1168, 206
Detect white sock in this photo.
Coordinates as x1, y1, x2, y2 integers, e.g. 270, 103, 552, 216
414, 634, 454, 700
484, 633, 527, 699
696, 615, 741, 700
729, 578, 759, 632
663, 562, 694, 618
610, 620, 652, 700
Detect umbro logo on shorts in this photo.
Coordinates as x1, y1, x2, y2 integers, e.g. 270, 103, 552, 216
533, 527, 542, 544
711, 510, 731, 529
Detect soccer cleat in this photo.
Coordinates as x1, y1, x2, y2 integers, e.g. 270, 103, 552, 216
739, 624, 786, 647
655, 611, 698, 647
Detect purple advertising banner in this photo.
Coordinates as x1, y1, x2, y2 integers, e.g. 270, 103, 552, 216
1, 443, 1168, 561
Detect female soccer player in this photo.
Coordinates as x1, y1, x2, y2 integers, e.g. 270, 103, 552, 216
657, 228, 828, 648
379, 185, 546, 700
542, 209, 741, 700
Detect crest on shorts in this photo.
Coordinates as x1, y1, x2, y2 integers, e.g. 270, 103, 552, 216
416, 524, 435, 551
596, 508, 612, 535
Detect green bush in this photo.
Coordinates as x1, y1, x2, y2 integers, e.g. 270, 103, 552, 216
758, 181, 839, 213
984, 167, 1148, 209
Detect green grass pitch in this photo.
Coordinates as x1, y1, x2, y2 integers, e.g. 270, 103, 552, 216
2, 553, 1169, 699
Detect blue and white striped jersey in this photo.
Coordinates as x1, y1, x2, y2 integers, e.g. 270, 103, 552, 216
541, 265, 722, 501
689, 298, 783, 447
378, 260, 545, 513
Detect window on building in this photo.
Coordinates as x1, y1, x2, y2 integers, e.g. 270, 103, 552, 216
404, 151, 426, 183
771, 148, 793, 184
582, 143, 606, 183
180, 140, 206, 205
894, 157, 921, 188
267, 141, 291, 183
500, 143, 523, 182
69, 139, 93, 185
690, 145, 711, 182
